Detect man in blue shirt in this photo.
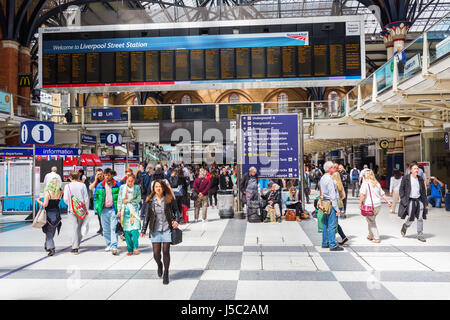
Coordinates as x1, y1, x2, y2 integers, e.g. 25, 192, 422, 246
427, 176, 445, 208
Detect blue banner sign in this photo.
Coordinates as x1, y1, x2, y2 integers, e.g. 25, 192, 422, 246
43, 32, 309, 54
241, 114, 299, 179
0, 149, 32, 157
0, 92, 11, 113
36, 148, 80, 156
20, 121, 54, 145
81, 134, 97, 145
91, 108, 121, 121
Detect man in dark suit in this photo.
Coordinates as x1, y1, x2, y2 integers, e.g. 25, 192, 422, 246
399, 163, 429, 242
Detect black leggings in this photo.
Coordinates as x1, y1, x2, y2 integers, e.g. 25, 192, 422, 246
209, 192, 218, 206
152, 242, 171, 274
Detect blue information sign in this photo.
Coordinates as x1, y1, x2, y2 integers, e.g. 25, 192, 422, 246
35, 148, 80, 156
0, 148, 32, 157
445, 132, 449, 151
105, 133, 123, 146
81, 134, 97, 145
241, 114, 299, 179
91, 108, 121, 121
20, 121, 54, 145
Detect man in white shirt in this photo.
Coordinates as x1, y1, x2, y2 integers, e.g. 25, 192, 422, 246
44, 167, 62, 186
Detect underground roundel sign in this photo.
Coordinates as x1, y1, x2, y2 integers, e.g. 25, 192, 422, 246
105, 133, 122, 146
20, 121, 54, 145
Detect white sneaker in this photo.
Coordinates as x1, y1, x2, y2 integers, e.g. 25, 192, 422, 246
104, 247, 111, 252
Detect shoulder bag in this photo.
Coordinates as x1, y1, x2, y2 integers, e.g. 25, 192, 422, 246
32, 207, 47, 228
68, 185, 88, 220
317, 197, 331, 215
361, 184, 375, 216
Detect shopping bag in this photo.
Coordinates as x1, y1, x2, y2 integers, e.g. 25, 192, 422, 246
317, 209, 325, 233
182, 205, 189, 223
32, 208, 47, 228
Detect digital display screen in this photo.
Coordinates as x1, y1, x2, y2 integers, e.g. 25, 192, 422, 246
41, 20, 363, 88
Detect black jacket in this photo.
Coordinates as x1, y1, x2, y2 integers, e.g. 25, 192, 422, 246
141, 197, 181, 237
262, 189, 282, 210
209, 176, 219, 194
398, 174, 428, 220
219, 174, 234, 190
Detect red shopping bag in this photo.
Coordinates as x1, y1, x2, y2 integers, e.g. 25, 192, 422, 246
182, 205, 189, 223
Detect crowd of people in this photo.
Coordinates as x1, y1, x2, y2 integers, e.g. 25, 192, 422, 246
36, 160, 447, 282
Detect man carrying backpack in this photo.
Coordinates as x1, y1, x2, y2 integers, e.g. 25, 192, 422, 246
313, 165, 323, 191
350, 165, 360, 197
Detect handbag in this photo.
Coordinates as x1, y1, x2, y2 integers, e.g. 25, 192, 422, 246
317, 197, 331, 215
190, 190, 199, 201
171, 227, 182, 245
115, 222, 124, 234
285, 210, 296, 221
361, 184, 375, 216
32, 207, 47, 228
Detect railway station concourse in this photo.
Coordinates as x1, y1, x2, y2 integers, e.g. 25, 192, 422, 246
0, 0, 450, 303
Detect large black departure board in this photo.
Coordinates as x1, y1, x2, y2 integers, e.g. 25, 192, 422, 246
160, 50, 174, 81
72, 53, 86, 83
176, 50, 189, 81
86, 53, 100, 83
145, 51, 159, 81
205, 49, 220, 80
130, 52, 144, 82
116, 52, 129, 82
190, 50, 204, 80
57, 54, 71, 84
41, 18, 364, 89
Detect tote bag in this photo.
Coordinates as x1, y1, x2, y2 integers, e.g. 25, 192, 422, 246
32, 208, 47, 228
361, 184, 375, 216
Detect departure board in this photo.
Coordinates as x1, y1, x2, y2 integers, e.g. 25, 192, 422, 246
72, 53, 86, 83
175, 50, 189, 81
219, 103, 260, 119
130, 52, 144, 82
190, 49, 204, 80
329, 44, 344, 76
160, 50, 174, 81
116, 52, 129, 82
297, 46, 312, 76
100, 52, 115, 83
57, 54, 71, 83
267, 47, 281, 78
282, 47, 296, 77
251, 47, 265, 78
86, 53, 100, 83
41, 18, 364, 90
236, 48, 250, 79
220, 48, 235, 79
145, 51, 159, 81
43, 54, 57, 84
345, 43, 361, 75
314, 44, 328, 76
205, 49, 219, 80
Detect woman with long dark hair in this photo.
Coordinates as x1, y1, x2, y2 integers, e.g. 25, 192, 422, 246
141, 180, 181, 284
208, 170, 220, 207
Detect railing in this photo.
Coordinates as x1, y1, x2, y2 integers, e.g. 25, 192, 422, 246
1, 14, 448, 127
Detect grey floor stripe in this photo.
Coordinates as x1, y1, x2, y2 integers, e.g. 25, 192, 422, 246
191, 280, 238, 300
239, 270, 336, 281
208, 252, 243, 270
217, 219, 247, 246
298, 219, 323, 246
170, 246, 216, 252
340, 282, 397, 300
349, 246, 402, 253
393, 246, 450, 252
320, 252, 367, 271
379, 271, 450, 282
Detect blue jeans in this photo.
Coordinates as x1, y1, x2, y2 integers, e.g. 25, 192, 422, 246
101, 207, 118, 249
427, 196, 442, 208
322, 207, 338, 249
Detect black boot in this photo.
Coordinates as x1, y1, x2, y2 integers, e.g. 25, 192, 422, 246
157, 263, 163, 278
163, 271, 169, 285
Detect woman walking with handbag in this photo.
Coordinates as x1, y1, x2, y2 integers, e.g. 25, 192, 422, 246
37, 178, 63, 256
359, 170, 392, 243
63, 171, 90, 255
117, 174, 142, 256
141, 180, 181, 285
